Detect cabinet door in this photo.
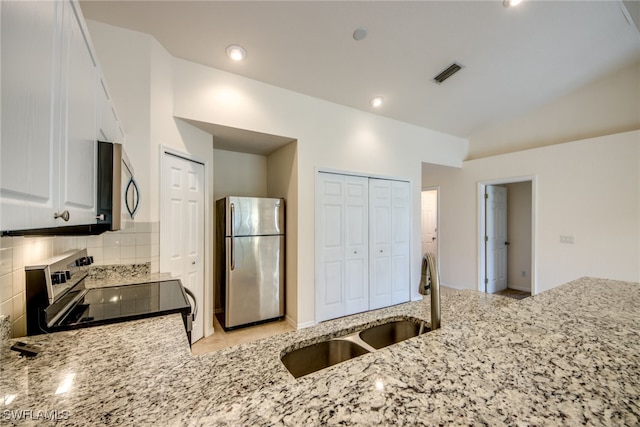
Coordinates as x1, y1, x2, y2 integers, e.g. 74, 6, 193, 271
369, 179, 393, 310
97, 77, 124, 143
0, 1, 57, 231
57, 0, 97, 226
391, 180, 411, 305
316, 173, 346, 322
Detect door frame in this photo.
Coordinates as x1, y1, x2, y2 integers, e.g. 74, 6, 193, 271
477, 176, 537, 295
159, 146, 211, 339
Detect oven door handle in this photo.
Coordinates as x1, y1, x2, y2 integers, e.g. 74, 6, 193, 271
183, 287, 198, 321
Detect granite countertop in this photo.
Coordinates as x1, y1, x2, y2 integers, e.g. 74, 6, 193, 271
0, 277, 638, 426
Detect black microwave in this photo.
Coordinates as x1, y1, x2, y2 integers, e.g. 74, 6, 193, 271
96, 141, 140, 231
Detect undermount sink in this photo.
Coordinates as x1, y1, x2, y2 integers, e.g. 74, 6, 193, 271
359, 319, 428, 350
281, 317, 430, 378
281, 340, 370, 379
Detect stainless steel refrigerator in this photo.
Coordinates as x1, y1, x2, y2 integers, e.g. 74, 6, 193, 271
215, 196, 285, 330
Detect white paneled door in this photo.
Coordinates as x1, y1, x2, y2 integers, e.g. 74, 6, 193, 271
369, 179, 393, 310
421, 190, 438, 258
390, 180, 411, 305
316, 173, 369, 322
485, 185, 508, 293
161, 153, 205, 343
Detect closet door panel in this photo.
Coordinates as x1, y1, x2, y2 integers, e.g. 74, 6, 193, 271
391, 180, 411, 304
344, 176, 368, 315
369, 179, 392, 310
316, 174, 346, 322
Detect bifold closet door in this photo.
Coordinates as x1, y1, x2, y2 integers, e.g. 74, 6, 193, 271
390, 180, 411, 305
316, 173, 369, 322
369, 179, 411, 309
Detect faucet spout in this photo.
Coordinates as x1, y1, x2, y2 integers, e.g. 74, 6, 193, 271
427, 252, 441, 330
419, 252, 441, 330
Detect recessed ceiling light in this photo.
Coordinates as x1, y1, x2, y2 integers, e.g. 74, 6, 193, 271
370, 96, 384, 108
503, 0, 523, 7
226, 45, 246, 61
353, 27, 368, 41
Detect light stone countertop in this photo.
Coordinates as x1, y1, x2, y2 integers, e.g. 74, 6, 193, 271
0, 315, 9, 342
0, 277, 638, 426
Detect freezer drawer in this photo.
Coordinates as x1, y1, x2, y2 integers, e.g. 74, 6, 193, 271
225, 235, 285, 328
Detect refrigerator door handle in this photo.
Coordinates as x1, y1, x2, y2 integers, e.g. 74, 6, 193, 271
230, 203, 235, 270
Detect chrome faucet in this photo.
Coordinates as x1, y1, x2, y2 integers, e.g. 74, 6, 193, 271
419, 252, 441, 330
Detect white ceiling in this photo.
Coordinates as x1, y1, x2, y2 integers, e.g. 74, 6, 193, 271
81, 0, 640, 147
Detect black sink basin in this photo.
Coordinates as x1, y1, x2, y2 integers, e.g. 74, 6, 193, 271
281, 339, 370, 378
359, 320, 427, 350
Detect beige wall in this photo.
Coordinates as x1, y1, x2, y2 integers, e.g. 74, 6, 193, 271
423, 130, 640, 293
267, 142, 298, 323
213, 149, 268, 199
468, 61, 640, 160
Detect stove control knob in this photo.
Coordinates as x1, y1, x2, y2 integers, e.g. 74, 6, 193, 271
51, 271, 67, 284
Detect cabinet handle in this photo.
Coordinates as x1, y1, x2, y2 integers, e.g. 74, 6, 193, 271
54, 210, 70, 222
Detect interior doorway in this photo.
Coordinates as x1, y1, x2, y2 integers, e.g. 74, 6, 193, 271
421, 188, 438, 259
160, 150, 206, 343
478, 178, 535, 296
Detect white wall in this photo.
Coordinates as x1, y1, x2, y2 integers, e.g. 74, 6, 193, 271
213, 149, 268, 199
423, 130, 640, 293
88, 21, 216, 336
87, 20, 469, 328
468, 61, 640, 160
171, 58, 468, 327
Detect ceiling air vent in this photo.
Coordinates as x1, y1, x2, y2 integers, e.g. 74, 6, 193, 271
433, 63, 463, 84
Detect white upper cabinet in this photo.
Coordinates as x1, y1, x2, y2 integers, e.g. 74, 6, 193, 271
1, 0, 123, 233
1, 0, 58, 231
57, 0, 98, 226
97, 77, 125, 143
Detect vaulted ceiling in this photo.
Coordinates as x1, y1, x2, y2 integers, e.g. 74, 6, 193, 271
81, 1, 640, 142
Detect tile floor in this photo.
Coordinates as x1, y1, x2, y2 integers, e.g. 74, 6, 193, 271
493, 288, 531, 300
191, 316, 295, 355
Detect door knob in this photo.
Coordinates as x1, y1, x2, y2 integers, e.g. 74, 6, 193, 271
192, 261, 196, 265
432, 237, 437, 241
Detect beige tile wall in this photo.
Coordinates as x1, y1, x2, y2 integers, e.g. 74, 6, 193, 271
0, 222, 159, 337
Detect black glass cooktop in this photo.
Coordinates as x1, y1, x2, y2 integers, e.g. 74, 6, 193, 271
54, 280, 191, 329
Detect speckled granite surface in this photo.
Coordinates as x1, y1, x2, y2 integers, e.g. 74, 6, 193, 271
0, 315, 9, 342
85, 263, 151, 281
0, 277, 638, 426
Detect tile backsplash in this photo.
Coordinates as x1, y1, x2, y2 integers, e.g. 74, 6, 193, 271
0, 221, 159, 338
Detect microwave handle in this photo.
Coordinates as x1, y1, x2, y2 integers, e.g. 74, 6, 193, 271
125, 177, 140, 218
